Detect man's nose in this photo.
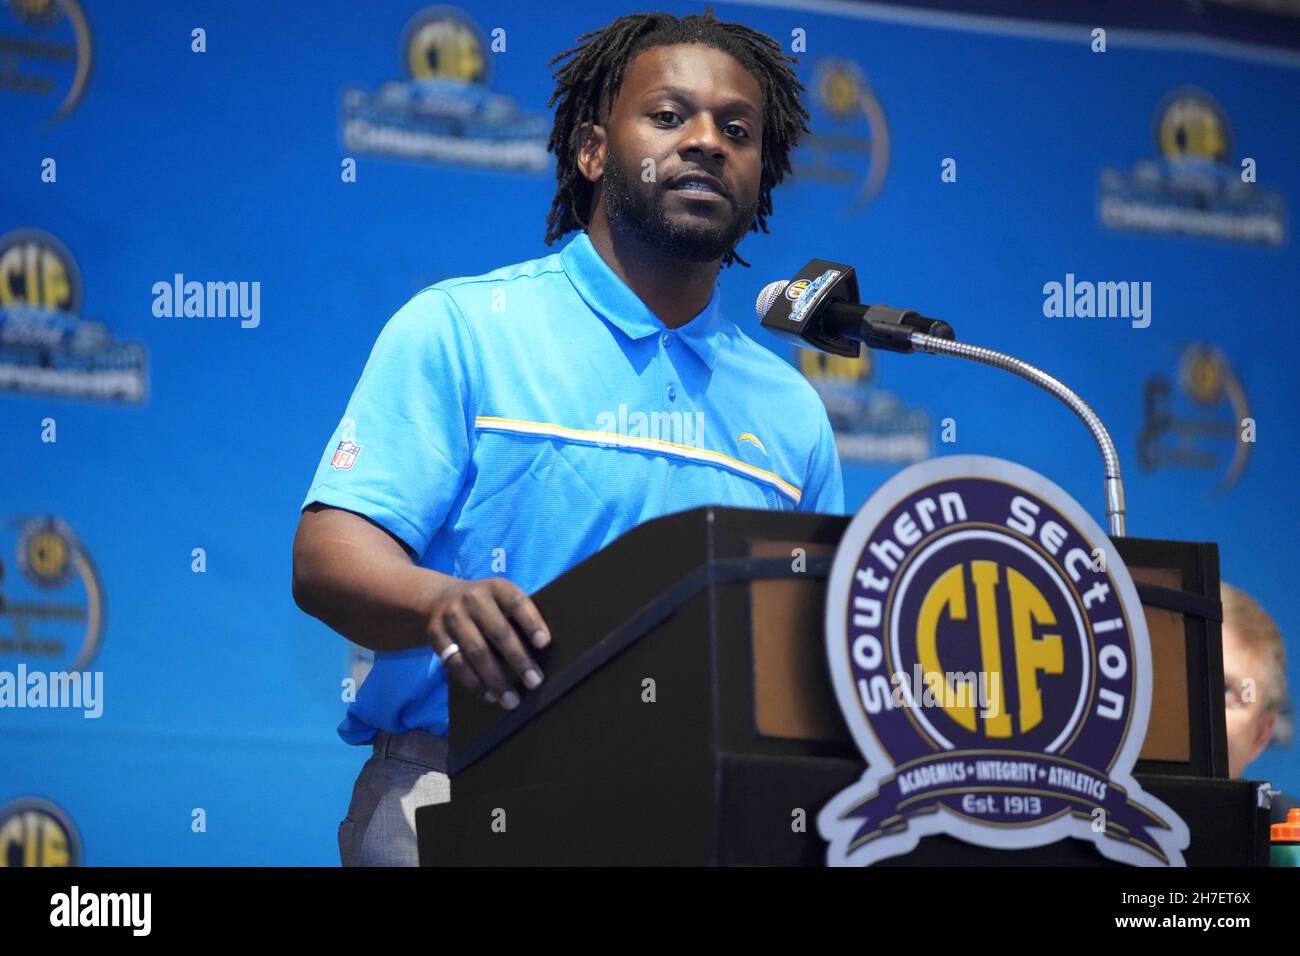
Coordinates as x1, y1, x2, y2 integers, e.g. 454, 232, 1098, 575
678, 114, 726, 159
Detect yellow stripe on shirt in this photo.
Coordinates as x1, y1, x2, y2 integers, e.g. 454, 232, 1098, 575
473, 415, 802, 504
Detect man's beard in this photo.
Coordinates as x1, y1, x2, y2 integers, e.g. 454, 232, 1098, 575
600, 147, 758, 263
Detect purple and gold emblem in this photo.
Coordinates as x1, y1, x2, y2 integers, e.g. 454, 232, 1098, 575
819, 456, 1189, 866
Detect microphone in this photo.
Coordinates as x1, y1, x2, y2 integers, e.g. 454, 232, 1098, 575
755, 263, 953, 356
756, 258, 1128, 537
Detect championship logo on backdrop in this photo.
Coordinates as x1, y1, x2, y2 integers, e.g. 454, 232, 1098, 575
0, 229, 148, 402
819, 456, 1188, 866
0, 797, 81, 866
798, 348, 930, 465
0, 0, 93, 128
1138, 343, 1251, 495
793, 57, 888, 209
1099, 88, 1286, 245
0, 516, 104, 674
339, 5, 550, 171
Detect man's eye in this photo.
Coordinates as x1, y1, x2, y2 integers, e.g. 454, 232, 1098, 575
725, 124, 750, 139
652, 111, 679, 125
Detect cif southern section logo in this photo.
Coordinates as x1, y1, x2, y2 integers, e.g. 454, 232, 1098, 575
793, 57, 888, 210
1099, 89, 1285, 245
0, 0, 93, 128
340, 5, 549, 171
0, 797, 81, 866
0, 516, 104, 674
0, 229, 148, 402
1138, 343, 1250, 496
819, 456, 1188, 866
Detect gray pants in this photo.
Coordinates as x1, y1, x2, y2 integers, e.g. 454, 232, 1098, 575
338, 729, 451, 866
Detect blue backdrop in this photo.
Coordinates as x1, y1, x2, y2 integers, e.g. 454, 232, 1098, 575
2, 0, 1297, 864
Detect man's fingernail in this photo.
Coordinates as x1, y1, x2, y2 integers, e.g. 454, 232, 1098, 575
501, 691, 520, 710
523, 668, 543, 689
484, 691, 498, 704
532, 629, 550, 648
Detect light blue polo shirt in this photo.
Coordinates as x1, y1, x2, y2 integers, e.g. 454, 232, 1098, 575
302, 230, 843, 744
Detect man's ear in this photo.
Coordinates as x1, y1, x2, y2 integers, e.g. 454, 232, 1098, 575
1248, 711, 1278, 768
576, 121, 608, 184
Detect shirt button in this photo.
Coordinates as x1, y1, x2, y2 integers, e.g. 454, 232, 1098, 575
662, 332, 673, 348
667, 384, 677, 401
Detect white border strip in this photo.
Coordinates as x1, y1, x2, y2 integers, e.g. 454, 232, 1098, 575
731, 0, 1300, 69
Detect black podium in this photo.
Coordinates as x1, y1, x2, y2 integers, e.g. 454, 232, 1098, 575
417, 507, 1271, 866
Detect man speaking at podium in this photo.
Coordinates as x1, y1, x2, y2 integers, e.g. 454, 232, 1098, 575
292, 10, 843, 866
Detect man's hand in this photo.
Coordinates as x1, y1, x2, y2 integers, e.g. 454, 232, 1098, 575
292, 504, 551, 711
425, 577, 551, 710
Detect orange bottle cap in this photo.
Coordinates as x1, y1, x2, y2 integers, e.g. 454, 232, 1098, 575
1271, 807, 1300, 842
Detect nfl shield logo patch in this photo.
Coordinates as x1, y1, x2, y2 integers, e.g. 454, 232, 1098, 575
331, 439, 362, 470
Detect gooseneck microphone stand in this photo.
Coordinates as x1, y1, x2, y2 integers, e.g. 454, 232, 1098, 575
904, 331, 1127, 538
758, 273, 1128, 537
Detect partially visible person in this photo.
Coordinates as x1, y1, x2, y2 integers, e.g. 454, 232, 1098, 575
1220, 581, 1295, 823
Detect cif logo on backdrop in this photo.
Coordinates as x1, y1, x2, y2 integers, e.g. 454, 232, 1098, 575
1157, 92, 1229, 163
0, 797, 81, 866
0, 229, 148, 402
402, 4, 487, 82
0, 0, 92, 128
1099, 89, 1286, 245
792, 58, 888, 210
819, 456, 1188, 867
0, 516, 104, 674
1138, 343, 1251, 496
797, 347, 929, 465
339, 5, 549, 171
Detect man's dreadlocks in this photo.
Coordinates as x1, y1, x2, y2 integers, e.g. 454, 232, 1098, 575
544, 9, 810, 268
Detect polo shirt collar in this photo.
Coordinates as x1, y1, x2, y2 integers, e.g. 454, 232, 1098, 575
561, 230, 725, 370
